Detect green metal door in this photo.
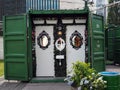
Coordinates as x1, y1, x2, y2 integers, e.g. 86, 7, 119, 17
107, 29, 115, 61
3, 15, 29, 81
91, 14, 105, 72
114, 26, 120, 64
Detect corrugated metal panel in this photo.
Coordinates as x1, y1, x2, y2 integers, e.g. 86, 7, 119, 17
16, 0, 26, 14
26, 0, 59, 11
91, 14, 105, 72
106, 28, 115, 61
114, 26, 120, 64
0, 21, 3, 36
4, 0, 26, 16
0, 0, 4, 21
4, 15, 29, 81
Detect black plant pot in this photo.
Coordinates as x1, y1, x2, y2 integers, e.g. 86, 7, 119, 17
71, 81, 78, 88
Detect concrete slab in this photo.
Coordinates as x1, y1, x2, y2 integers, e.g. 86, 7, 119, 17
23, 83, 70, 90
106, 65, 120, 72
0, 80, 27, 90
0, 78, 70, 90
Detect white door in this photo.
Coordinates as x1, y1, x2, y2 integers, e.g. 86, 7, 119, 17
66, 25, 86, 73
35, 26, 54, 77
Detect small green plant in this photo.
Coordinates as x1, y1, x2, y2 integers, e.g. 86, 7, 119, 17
0, 60, 4, 77
64, 61, 107, 90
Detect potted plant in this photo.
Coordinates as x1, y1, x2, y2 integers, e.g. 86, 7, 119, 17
64, 61, 107, 90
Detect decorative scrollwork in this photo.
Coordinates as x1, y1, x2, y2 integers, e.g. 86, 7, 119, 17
37, 31, 51, 50
70, 30, 83, 50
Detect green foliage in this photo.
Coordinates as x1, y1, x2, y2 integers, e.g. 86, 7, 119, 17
88, 73, 107, 90
65, 61, 107, 90
108, 0, 120, 25
71, 61, 95, 87
0, 60, 4, 77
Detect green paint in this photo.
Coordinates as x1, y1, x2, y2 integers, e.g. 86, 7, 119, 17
30, 77, 65, 83
29, 10, 89, 15
3, 15, 29, 81
90, 14, 105, 72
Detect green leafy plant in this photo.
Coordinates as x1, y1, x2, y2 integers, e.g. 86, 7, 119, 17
64, 61, 107, 90
0, 60, 4, 77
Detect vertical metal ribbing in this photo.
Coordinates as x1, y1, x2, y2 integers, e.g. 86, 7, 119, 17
34, 0, 36, 10
25, 0, 26, 11
55, 0, 57, 10
32, 0, 33, 10
28, 0, 30, 10
56, 0, 58, 10
51, 0, 54, 10
36, 0, 38, 10
44, 0, 46, 10
43, 0, 45, 10
26, 0, 59, 10
40, 0, 41, 10
45, 0, 47, 10
47, 0, 48, 10
30, 0, 32, 10
50, 0, 51, 10
37, 0, 39, 10
35, 0, 38, 10
39, 0, 41, 10
38, 0, 40, 10
32, 0, 34, 10
46, 0, 48, 10
58, 0, 60, 9
57, 0, 60, 9
53, 0, 54, 10
29, 0, 31, 10
42, 0, 44, 10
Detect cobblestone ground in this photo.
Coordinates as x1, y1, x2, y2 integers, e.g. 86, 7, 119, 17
0, 65, 120, 90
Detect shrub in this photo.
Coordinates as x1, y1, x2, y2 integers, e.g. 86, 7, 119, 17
64, 61, 107, 90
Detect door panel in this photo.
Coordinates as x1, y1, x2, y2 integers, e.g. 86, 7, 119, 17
35, 26, 54, 76
4, 15, 28, 81
66, 25, 86, 73
91, 14, 105, 72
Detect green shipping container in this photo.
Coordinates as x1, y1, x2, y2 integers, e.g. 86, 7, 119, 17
114, 26, 120, 64
106, 27, 115, 61
3, 9, 105, 81
106, 25, 120, 64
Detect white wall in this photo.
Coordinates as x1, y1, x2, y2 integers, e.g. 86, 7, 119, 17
0, 37, 3, 60
59, 0, 97, 13
60, 0, 85, 10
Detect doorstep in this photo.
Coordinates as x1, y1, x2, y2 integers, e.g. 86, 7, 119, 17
30, 77, 65, 83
